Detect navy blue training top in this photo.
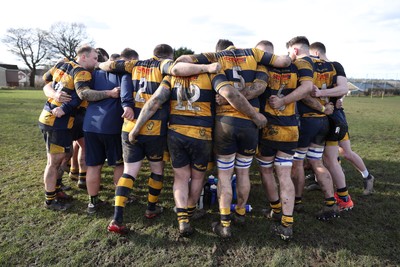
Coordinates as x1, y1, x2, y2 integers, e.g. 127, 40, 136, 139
83, 70, 132, 134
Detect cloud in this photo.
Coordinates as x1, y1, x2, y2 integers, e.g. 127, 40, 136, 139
1, 0, 400, 79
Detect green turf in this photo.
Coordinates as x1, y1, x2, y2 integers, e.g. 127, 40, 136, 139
0, 90, 399, 266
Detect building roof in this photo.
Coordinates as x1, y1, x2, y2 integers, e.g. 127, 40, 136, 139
348, 82, 360, 91
0, 64, 19, 70
351, 82, 395, 90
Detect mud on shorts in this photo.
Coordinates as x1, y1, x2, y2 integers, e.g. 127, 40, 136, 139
122, 132, 166, 163
258, 139, 296, 157
42, 129, 72, 154
167, 130, 212, 172
213, 120, 258, 156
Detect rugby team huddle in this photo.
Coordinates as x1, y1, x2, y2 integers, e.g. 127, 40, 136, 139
38, 36, 375, 241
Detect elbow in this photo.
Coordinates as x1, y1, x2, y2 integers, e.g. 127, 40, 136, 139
275, 56, 292, 68
147, 99, 162, 112
77, 90, 85, 100
284, 56, 292, 67
170, 67, 183, 76
223, 88, 239, 101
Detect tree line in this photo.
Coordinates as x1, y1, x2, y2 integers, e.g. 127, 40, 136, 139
1, 22, 194, 87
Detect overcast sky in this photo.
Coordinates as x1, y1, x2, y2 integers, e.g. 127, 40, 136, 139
1, 0, 400, 79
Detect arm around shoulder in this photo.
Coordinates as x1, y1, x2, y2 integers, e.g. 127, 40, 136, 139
273, 55, 292, 68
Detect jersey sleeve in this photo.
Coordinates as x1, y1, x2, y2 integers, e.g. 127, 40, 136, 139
121, 73, 134, 109
293, 58, 314, 82
211, 70, 230, 93
110, 59, 138, 73
160, 75, 171, 88
332, 61, 346, 77
190, 53, 217, 64
252, 48, 277, 67
160, 59, 175, 75
254, 64, 268, 85
60, 68, 90, 113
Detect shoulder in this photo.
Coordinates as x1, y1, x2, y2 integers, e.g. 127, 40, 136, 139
294, 56, 314, 69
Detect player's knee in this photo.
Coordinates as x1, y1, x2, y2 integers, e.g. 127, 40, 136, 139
274, 156, 293, 167
256, 157, 273, 168
294, 150, 307, 161
217, 155, 235, 170
235, 156, 253, 169
342, 151, 353, 161
306, 147, 324, 160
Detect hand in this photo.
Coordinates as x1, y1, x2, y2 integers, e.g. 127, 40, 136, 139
252, 113, 267, 129
311, 85, 321, 97
208, 62, 221, 74
107, 87, 121, 98
215, 94, 228, 105
53, 91, 71, 103
324, 102, 334, 115
128, 130, 139, 144
121, 107, 134, 120
269, 95, 285, 109
51, 107, 65, 118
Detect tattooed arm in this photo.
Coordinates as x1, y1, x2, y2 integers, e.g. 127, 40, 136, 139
240, 81, 267, 100
77, 86, 120, 101
216, 80, 267, 105
128, 84, 171, 143
301, 94, 334, 115
218, 84, 267, 128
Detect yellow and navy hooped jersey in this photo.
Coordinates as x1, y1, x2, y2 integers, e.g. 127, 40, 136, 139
191, 46, 270, 126
258, 63, 304, 143
120, 57, 174, 136
298, 57, 336, 117
312, 56, 336, 92
162, 74, 215, 140
39, 60, 89, 130
293, 56, 336, 118
329, 61, 346, 106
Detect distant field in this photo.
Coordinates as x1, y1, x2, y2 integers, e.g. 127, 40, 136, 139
0, 90, 399, 266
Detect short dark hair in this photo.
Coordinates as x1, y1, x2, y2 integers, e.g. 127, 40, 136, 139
120, 48, 139, 60
110, 53, 121, 60
286, 36, 310, 49
216, 39, 234, 52
256, 40, 274, 50
153, 44, 173, 59
310, 42, 326, 54
96, 47, 109, 63
76, 45, 96, 57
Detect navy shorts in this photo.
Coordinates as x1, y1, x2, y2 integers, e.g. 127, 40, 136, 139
297, 117, 329, 148
214, 120, 258, 156
84, 132, 123, 166
42, 129, 72, 154
71, 108, 85, 141
258, 139, 296, 157
122, 132, 166, 163
167, 130, 212, 172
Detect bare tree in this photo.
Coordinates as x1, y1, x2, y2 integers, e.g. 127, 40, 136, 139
2, 28, 52, 87
47, 22, 94, 60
